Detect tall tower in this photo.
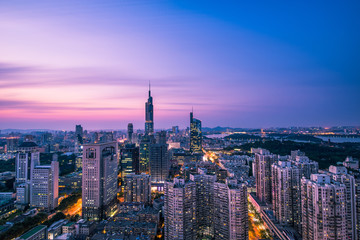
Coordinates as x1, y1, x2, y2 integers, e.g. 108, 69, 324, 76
190, 111, 202, 154
145, 83, 154, 135
82, 142, 118, 221
127, 123, 133, 143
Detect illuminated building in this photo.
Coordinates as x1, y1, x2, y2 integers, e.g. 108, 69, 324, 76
139, 134, 155, 173
120, 143, 140, 177
326, 166, 356, 240
149, 141, 169, 184
124, 173, 151, 204
30, 160, 59, 210
271, 161, 301, 232
82, 142, 118, 220
301, 174, 346, 240
254, 149, 277, 204
213, 178, 248, 240
190, 172, 216, 237
289, 150, 319, 179
190, 111, 202, 154
145, 84, 154, 135
164, 178, 196, 240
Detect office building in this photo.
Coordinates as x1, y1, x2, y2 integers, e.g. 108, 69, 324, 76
214, 178, 248, 240
127, 123, 134, 143
82, 142, 118, 220
145, 84, 154, 135
301, 174, 346, 240
120, 143, 140, 177
15, 152, 40, 184
123, 173, 151, 204
149, 142, 169, 183
254, 149, 277, 204
18, 225, 47, 240
271, 161, 301, 232
75, 124, 83, 144
164, 178, 196, 240
139, 134, 155, 173
190, 111, 202, 154
30, 160, 59, 210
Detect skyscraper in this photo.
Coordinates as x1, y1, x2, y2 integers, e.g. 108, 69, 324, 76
190, 111, 202, 154
139, 134, 155, 173
15, 152, 40, 184
75, 124, 84, 144
30, 160, 59, 210
145, 84, 154, 135
123, 173, 151, 204
82, 142, 118, 221
254, 149, 277, 204
164, 178, 196, 240
271, 161, 301, 232
149, 141, 169, 184
120, 143, 140, 177
15, 152, 40, 207
127, 123, 133, 143
301, 174, 346, 240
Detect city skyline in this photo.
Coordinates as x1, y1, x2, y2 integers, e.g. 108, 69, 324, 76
1, 1, 359, 129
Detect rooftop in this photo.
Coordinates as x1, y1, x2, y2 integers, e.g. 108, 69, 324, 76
20, 225, 46, 239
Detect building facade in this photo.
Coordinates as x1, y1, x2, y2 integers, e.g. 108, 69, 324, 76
82, 142, 118, 220
301, 174, 346, 240
30, 160, 59, 210
190, 111, 202, 154
271, 161, 301, 232
254, 149, 276, 204
124, 173, 151, 204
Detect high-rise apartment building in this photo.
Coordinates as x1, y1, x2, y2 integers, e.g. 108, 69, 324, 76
190, 111, 202, 154
30, 160, 59, 210
127, 123, 134, 143
120, 143, 139, 177
123, 173, 151, 204
213, 178, 248, 240
149, 142, 169, 183
254, 149, 277, 204
145, 84, 154, 135
164, 178, 196, 240
289, 150, 318, 178
190, 172, 216, 237
271, 161, 301, 232
301, 174, 346, 240
327, 165, 356, 240
82, 142, 118, 221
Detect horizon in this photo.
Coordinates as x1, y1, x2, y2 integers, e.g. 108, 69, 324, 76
1, 1, 359, 129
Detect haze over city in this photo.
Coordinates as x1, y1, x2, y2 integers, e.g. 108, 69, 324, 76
1, 1, 359, 130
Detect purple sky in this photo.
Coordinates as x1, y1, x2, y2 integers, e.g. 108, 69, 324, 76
0, 1, 359, 130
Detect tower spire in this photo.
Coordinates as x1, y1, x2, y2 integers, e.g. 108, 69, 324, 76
149, 81, 151, 97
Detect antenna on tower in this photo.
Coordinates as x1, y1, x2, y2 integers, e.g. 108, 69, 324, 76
149, 81, 151, 97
